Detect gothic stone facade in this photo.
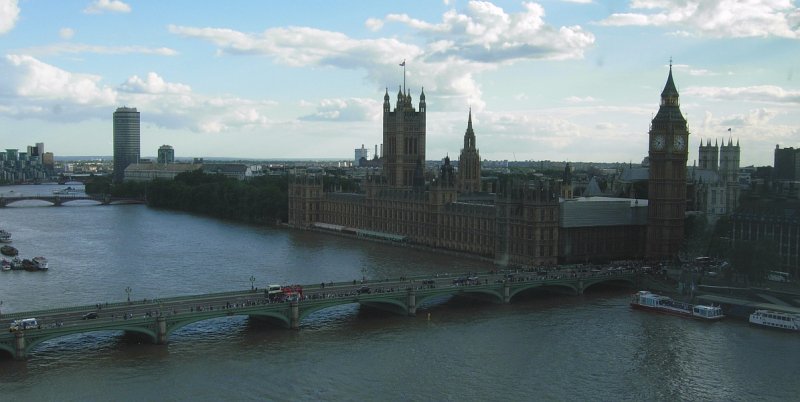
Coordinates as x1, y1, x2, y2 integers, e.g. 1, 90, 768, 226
288, 73, 688, 266
646, 65, 689, 260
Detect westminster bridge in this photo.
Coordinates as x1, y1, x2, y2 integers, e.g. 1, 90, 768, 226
0, 194, 144, 207
0, 269, 640, 360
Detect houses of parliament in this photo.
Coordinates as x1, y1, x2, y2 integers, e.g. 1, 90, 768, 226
288, 66, 704, 267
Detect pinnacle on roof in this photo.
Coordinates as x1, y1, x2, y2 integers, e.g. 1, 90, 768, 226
467, 107, 473, 131
661, 62, 679, 99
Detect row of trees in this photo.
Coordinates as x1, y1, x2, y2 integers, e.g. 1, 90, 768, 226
683, 215, 781, 285
86, 171, 288, 224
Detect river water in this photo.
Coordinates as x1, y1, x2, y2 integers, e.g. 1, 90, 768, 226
0, 184, 796, 401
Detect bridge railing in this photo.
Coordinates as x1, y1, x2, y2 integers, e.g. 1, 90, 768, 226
1, 271, 639, 320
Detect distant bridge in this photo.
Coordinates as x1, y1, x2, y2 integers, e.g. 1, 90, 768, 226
0, 194, 144, 207
0, 269, 640, 360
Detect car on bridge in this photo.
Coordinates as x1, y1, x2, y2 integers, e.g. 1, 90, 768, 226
357, 286, 371, 294
82, 312, 98, 320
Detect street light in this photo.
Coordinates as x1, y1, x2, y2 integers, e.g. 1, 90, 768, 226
250, 275, 255, 291
125, 286, 132, 303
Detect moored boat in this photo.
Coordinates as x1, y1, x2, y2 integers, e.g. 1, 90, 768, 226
22, 259, 38, 272
630, 290, 724, 321
0, 230, 11, 243
32, 256, 48, 271
1, 259, 10, 271
749, 310, 800, 332
1, 245, 18, 256
10, 257, 23, 270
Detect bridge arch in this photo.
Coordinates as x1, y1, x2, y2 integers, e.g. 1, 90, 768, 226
580, 277, 636, 293
24, 326, 158, 356
509, 282, 579, 301
0, 340, 15, 358
166, 310, 291, 337
452, 288, 505, 304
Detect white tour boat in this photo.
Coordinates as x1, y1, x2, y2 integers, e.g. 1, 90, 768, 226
630, 290, 725, 321
0, 230, 11, 243
749, 310, 800, 332
32, 256, 49, 270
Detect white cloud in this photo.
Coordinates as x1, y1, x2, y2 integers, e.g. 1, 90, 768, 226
83, 0, 131, 14
0, 54, 276, 133
598, 0, 800, 39
671, 63, 718, 76
562, 0, 593, 3
168, 24, 420, 66
685, 85, 800, 104
0, 54, 116, 105
119, 72, 191, 94
20, 43, 178, 57
365, 18, 383, 31
169, 2, 595, 113
697, 109, 798, 162
565, 95, 597, 103
59, 28, 76, 40
384, 1, 595, 62
0, 0, 19, 35
299, 98, 381, 122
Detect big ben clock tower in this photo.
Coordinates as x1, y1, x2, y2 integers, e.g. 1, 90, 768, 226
647, 62, 689, 260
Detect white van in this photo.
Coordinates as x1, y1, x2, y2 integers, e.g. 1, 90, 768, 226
9, 318, 38, 332
267, 284, 282, 296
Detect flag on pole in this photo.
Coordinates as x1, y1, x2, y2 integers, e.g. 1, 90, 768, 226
728, 128, 731, 132
399, 60, 405, 66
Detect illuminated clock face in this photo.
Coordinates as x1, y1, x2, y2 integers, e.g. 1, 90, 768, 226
653, 135, 665, 150
674, 136, 686, 151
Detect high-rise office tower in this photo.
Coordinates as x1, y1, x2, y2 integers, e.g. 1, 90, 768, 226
158, 144, 175, 164
113, 107, 140, 182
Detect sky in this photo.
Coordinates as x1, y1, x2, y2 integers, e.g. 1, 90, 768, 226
0, 0, 798, 166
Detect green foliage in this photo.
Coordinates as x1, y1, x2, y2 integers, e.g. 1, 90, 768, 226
84, 176, 112, 195
682, 214, 712, 258
728, 239, 781, 285
111, 180, 148, 198
146, 171, 288, 224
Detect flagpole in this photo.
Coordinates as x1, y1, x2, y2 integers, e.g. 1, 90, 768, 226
403, 59, 406, 95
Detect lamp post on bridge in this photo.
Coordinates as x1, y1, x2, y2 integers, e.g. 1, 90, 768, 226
125, 286, 132, 303
250, 275, 255, 291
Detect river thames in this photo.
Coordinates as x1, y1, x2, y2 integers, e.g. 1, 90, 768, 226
0, 184, 797, 401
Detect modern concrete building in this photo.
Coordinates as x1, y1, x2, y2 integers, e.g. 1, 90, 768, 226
354, 144, 369, 165
773, 145, 799, 181
113, 107, 140, 182
158, 145, 175, 164
124, 162, 199, 182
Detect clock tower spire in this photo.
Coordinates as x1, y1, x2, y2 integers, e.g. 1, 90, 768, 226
647, 62, 689, 261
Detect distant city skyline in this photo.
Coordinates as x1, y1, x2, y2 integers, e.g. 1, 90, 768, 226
0, 0, 797, 166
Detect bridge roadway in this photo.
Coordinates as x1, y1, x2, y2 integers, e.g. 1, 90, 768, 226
0, 194, 144, 207
0, 269, 639, 360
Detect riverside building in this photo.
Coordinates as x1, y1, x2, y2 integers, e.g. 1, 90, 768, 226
289, 67, 688, 267
113, 107, 140, 182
